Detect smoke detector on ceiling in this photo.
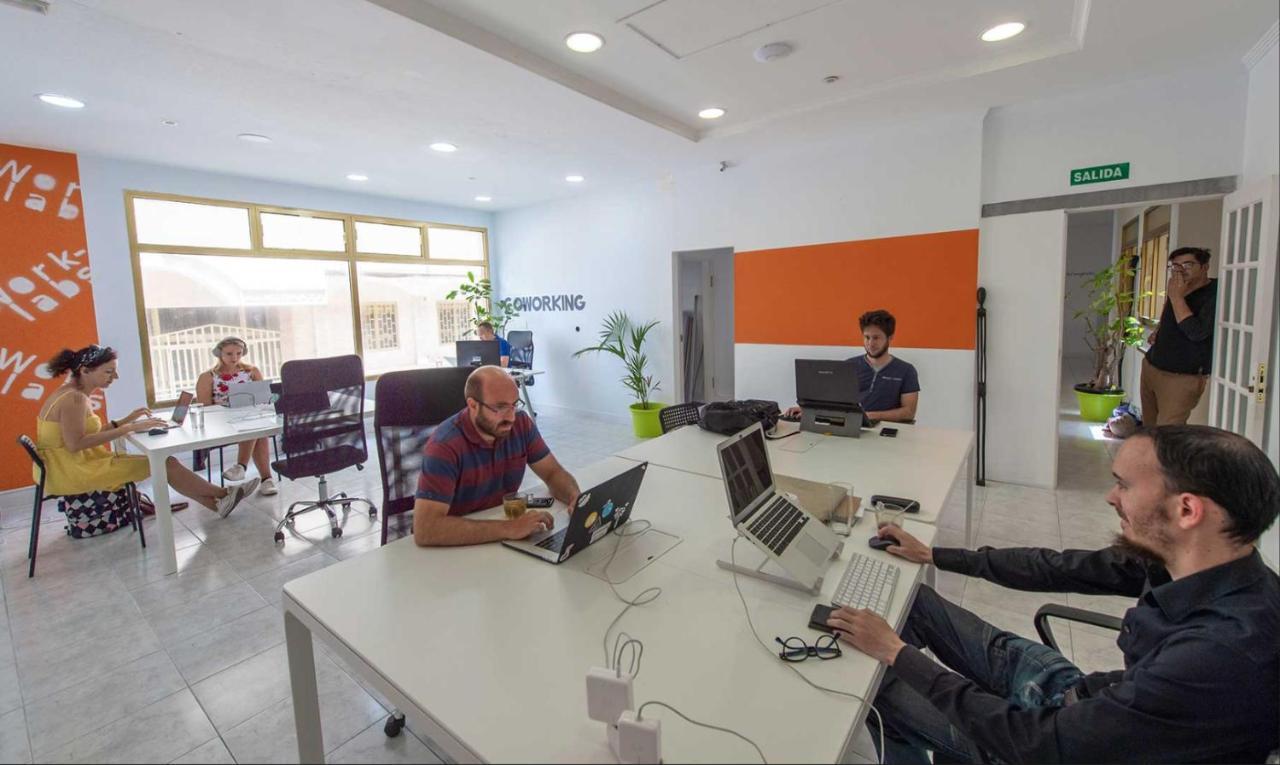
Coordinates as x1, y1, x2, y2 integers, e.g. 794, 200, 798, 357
753, 42, 793, 63
1, 0, 50, 13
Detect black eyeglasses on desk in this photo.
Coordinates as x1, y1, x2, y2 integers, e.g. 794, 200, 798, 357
775, 635, 842, 663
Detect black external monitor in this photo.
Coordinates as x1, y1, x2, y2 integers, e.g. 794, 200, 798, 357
455, 340, 501, 367
795, 359, 861, 412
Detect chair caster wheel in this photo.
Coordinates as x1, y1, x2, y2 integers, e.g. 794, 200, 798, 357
384, 712, 405, 737
273, 531, 285, 543
368, 508, 377, 518
331, 527, 343, 538
342, 502, 352, 510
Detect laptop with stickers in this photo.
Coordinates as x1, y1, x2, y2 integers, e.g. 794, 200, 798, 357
502, 462, 648, 564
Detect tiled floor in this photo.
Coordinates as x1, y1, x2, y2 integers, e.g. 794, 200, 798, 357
0, 389, 1130, 764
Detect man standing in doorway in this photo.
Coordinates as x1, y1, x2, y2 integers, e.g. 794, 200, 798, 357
1141, 247, 1218, 425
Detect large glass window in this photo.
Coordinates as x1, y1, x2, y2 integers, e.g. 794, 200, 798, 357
128, 192, 488, 405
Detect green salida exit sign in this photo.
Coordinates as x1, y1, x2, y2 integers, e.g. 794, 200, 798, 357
1070, 162, 1130, 186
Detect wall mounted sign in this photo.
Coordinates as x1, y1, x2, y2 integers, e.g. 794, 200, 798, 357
1070, 162, 1130, 186
511, 293, 586, 312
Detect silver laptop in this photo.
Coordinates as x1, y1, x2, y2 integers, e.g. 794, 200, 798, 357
716, 423, 841, 589
224, 379, 273, 408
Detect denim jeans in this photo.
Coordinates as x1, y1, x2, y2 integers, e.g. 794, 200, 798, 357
868, 586, 1084, 764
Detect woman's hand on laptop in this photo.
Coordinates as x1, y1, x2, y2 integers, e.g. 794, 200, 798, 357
127, 417, 168, 433
122, 407, 153, 425
506, 510, 555, 540
876, 525, 933, 565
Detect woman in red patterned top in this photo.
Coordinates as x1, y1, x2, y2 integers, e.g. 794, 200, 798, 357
195, 337, 277, 495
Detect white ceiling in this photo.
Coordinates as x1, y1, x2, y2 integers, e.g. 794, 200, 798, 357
0, 0, 1274, 211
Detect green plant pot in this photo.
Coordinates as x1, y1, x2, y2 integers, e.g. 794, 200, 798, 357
630, 402, 667, 438
1074, 389, 1125, 422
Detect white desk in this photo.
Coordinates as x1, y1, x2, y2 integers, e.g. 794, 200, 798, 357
283, 457, 935, 763
616, 421, 976, 545
124, 401, 375, 575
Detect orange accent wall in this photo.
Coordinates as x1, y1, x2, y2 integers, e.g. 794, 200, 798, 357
1, 143, 103, 491
735, 229, 979, 349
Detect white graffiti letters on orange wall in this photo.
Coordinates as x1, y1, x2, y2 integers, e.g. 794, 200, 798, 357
0, 249, 92, 321
0, 159, 81, 220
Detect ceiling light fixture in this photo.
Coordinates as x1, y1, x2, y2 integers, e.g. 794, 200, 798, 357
981, 22, 1025, 42
565, 31, 604, 53
753, 42, 793, 63
161, 119, 179, 127
36, 93, 85, 109
346, 173, 369, 182
430, 142, 458, 153
475, 195, 492, 202
3, 0, 50, 15
565, 175, 585, 183
237, 133, 272, 143
698, 107, 726, 120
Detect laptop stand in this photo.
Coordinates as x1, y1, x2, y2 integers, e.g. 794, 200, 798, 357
715, 538, 844, 596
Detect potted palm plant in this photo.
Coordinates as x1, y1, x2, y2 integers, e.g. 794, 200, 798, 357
573, 311, 666, 437
1073, 259, 1147, 422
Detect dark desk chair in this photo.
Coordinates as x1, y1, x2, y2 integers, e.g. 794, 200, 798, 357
373, 366, 470, 546
659, 401, 703, 434
270, 355, 375, 543
508, 330, 534, 380
17, 435, 145, 578
1033, 603, 1122, 652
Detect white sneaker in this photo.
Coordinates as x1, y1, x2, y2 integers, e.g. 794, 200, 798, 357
222, 463, 246, 481
216, 478, 260, 518
258, 478, 278, 496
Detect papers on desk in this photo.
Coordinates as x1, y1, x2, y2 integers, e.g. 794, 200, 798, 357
229, 411, 278, 431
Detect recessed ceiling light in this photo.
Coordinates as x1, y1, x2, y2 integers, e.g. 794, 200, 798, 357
474, 195, 492, 202
37, 93, 84, 109
237, 133, 272, 143
430, 142, 458, 153
160, 119, 179, 127
981, 22, 1025, 42
698, 107, 726, 120
346, 173, 369, 182
565, 31, 604, 53
565, 175, 585, 183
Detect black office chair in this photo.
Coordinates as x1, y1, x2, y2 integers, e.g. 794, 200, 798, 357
659, 401, 703, 434
270, 355, 376, 542
373, 367, 470, 546
508, 330, 534, 382
1033, 603, 1123, 652
17, 435, 145, 578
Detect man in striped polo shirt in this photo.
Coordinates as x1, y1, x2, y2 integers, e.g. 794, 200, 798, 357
413, 366, 580, 546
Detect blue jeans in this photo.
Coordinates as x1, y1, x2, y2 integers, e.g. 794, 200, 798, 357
868, 586, 1084, 764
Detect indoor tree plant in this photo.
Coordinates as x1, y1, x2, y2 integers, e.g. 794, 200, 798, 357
1072, 258, 1147, 422
573, 311, 666, 437
445, 271, 520, 333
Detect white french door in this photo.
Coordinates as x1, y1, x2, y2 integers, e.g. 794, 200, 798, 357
1209, 176, 1278, 442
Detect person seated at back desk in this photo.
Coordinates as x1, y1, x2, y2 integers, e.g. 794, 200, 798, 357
828, 425, 1280, 763
477, 321, 511, 367
413, 366, 580, 546
784, 309, 921, 423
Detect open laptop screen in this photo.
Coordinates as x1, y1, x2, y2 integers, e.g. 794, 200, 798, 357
718, 426, 774, 524
170, 391, 193, 424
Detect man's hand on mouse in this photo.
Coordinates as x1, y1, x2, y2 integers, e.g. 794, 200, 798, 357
783, 406, 802, 419
826, 607, 906, 665
876, 525, 933, 565
506, 510, 555, 540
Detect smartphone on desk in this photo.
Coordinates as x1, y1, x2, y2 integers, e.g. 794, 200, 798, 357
527, 496, 554, 508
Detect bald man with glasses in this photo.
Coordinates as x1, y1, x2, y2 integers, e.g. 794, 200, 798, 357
413, 366, 580, 547
1141, 247, 1218, 425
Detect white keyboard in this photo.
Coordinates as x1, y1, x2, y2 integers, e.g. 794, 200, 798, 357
831, 553, 900, 618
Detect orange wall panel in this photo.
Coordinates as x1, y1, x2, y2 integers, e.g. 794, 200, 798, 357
735, 229, 979, 350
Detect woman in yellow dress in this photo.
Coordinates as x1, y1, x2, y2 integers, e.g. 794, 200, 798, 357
36, 345, 258, 517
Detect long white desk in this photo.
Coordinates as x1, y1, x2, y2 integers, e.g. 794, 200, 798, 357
616, 421, 976, 545
124, 401, 375, 575
283, 457, 935, 763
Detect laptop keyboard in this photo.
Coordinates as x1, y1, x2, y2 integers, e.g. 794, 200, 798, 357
535, 527, 568, 551
746, 496, 808, 556
831, 553, 899, 618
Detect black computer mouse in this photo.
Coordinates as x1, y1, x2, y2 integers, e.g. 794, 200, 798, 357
148, 428, 167, 435
868, 535, 894, 551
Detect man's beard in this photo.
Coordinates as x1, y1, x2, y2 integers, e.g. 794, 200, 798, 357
867, 346, 889, 360
1111, 532, 1166, 567
476, 411, 513, 439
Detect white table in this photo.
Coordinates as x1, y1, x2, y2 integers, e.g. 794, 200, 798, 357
284, 457, 935, 763
124, 401, 375, 575
616, 421, 976, 545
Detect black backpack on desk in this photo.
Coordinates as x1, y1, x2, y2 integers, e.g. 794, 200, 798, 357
698, 399, 781, 436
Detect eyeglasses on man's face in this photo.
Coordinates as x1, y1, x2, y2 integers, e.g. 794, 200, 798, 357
474, 398, 525, 416
1167, 260, 1200, 273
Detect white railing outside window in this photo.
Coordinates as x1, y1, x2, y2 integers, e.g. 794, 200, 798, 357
150, 324, 283, 400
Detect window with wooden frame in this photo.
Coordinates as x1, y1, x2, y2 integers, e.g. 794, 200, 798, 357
126, 191, 489, 405
1136, 205, 1171, 321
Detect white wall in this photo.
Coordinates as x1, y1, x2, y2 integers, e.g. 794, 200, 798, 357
979, 210, 1068, 488
1241, 38, 1279, 570
494, 113, 983, 430
982, 63, 1248, 204
1062, 211, 1116, 359
77, 154, 492, 412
